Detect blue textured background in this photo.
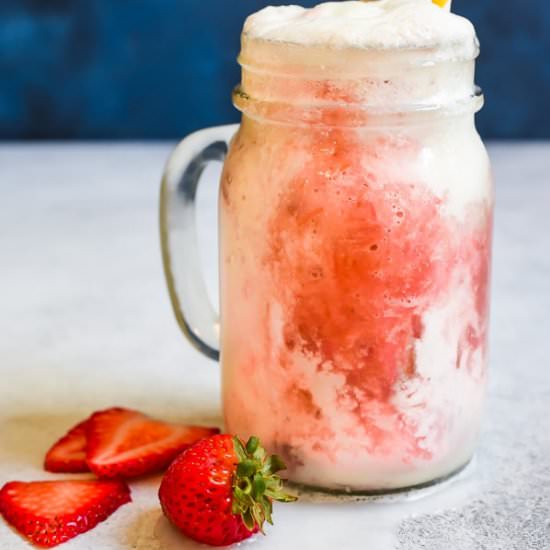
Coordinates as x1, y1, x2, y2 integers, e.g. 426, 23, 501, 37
1, 0, 548, 140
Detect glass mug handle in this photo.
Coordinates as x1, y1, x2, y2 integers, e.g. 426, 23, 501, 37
159, 124, 238, 361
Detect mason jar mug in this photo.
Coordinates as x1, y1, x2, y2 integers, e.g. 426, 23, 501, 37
160, 37, 493, 492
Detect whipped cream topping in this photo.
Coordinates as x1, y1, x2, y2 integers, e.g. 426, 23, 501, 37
244, 0, 477, 58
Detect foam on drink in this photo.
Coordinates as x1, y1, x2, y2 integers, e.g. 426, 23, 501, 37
244, 0, 475, 57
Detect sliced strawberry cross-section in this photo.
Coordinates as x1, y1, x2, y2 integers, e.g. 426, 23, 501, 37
86, 407, 219, 478
0, 479, 131, 548
44, 418, 90, 473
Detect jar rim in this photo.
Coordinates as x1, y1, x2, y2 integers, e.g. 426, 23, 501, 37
233, 85, 484, 128
239, 34, 480, 80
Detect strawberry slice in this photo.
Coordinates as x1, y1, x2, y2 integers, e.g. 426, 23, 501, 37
0, 479, 131, 547
44, 418, 90, 473
86, 407, 219, 478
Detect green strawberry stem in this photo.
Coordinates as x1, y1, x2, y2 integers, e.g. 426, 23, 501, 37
231, 436, 297, 533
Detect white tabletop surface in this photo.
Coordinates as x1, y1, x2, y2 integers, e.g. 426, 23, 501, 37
0, 142, 549, 549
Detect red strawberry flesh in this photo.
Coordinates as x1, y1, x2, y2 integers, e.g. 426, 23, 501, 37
44, 419, 90, 473
0, 479, 131, 547
86, 407, 219, 478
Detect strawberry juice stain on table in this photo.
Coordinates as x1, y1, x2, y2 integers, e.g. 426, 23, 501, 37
219, 0, 493, 492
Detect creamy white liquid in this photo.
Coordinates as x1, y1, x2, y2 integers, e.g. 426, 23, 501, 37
223, 0, 491, 492
244, 0, 477, 59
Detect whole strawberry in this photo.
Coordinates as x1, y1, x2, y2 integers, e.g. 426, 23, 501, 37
159, 434, 296, 546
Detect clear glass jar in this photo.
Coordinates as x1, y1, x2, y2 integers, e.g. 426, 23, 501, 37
221, 35, 492, 492
160, 33, 493, 492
